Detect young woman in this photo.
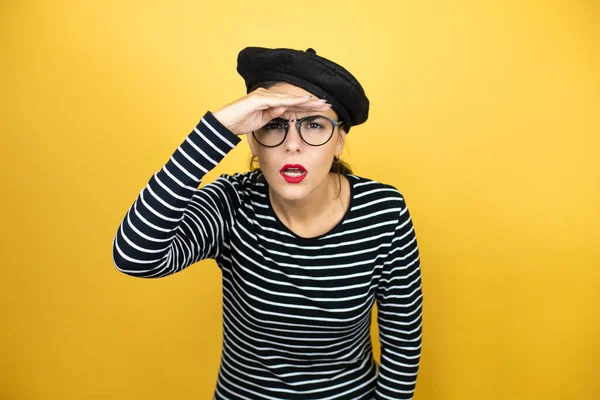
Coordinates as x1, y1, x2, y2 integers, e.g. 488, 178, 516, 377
112, 47, 423, 400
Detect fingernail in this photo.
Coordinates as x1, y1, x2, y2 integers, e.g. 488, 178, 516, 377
316, 98, 328, 103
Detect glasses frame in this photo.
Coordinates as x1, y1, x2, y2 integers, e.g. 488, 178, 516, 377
252, 115, 343, 148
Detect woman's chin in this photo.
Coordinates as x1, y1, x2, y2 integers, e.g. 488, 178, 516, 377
270, 184, 310, 202
265, 171, 329, 203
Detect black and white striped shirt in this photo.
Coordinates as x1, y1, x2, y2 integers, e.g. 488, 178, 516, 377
112, 112, 423, 399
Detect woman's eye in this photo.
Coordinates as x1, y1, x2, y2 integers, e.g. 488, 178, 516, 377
265, 122, 284, 130
307, 123, 323, 129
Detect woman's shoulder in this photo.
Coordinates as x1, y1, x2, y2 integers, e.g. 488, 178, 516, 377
209, 170, 266, 198
344, 174, 411, 228
346, 173, 406, 203
213, 171, 264, 191
216, 170, 263, 186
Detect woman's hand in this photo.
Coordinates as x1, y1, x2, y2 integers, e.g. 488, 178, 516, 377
212, 88, 331, 135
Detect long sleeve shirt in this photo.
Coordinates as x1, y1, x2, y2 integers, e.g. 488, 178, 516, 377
112, 111, 423, 399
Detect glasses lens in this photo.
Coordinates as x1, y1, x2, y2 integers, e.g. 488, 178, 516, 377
255, 119, 286, 146
299, 116, 334, 146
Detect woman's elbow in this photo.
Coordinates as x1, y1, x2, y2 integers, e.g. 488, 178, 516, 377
111, 245, 169, 279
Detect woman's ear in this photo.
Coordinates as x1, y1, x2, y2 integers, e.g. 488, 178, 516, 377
335, 128, 347, 157
247, 132, 257, 157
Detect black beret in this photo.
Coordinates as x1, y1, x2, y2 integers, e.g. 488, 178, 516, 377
236, 47, 369, 132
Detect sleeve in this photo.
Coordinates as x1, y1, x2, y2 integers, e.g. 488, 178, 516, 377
111, 111, 242, 278
374, 199, 423, 399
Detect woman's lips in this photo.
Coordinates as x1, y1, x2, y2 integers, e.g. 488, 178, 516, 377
280, 164, 307, 184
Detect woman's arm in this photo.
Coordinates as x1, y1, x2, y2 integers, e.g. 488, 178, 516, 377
375, 201, 423, 399
111, 112, 241, 278
111, 91, 332, 278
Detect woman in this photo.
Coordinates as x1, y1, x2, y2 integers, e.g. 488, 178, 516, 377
112, 47, 423, 400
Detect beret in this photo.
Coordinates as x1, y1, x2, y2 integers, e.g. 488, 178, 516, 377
236, 47, 369, 131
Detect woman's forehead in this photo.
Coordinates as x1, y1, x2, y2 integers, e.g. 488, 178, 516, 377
280, 107, 339, 121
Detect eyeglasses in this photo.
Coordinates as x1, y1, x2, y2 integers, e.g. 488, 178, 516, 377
252, 115, 343, 147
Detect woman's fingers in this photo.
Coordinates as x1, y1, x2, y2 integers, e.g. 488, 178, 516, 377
254, 88, 328, 105
264, 106, 288, 121
212, 88, 333, 135
258, 94, 321, 108
286, 101, 332, 113
252, 88, 334, 112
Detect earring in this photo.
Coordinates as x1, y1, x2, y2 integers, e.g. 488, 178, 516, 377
333, 156, 340, 164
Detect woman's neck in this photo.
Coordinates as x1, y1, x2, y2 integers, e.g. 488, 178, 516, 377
269, 173, 349, 238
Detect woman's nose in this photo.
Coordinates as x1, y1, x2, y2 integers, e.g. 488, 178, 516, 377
283, 124, 303, 152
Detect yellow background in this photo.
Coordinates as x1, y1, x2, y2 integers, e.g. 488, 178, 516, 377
2, 0, 599, 399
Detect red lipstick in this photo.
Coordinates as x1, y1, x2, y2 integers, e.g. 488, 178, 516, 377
280, 164, 307, 184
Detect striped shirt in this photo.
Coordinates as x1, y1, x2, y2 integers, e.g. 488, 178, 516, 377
112, 112, 423, 399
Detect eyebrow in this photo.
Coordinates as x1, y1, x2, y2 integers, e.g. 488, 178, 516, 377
275, 114, 325, 121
